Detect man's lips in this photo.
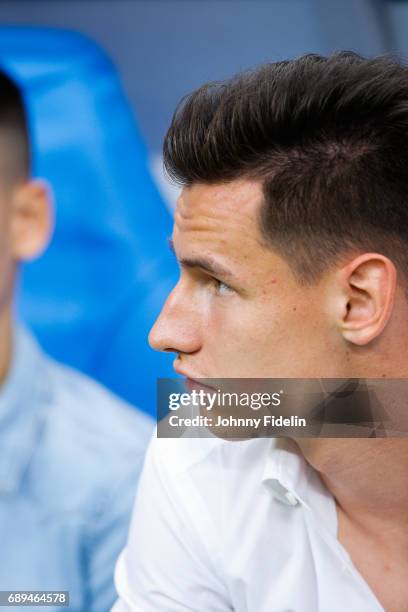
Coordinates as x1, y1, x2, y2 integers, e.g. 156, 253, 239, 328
173, 363, 217, 392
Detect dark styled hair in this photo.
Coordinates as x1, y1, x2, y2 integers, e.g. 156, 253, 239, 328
0, 68, 30, 185
164, 52, 408, 283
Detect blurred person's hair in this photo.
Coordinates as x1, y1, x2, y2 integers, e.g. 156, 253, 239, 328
0, 68, 29, 186
164, 52, 408, 284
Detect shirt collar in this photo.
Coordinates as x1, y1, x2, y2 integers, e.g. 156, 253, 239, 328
0, 325, 51, 494
261, 437, 338, 536
261, 437, 311, 508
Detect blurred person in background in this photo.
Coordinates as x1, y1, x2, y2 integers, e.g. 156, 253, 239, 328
114, 53, 408, 612
0, 68, 153, 611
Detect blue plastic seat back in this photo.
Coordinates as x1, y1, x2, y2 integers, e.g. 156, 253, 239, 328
0, 27, 178, 416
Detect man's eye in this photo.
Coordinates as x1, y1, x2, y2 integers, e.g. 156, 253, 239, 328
214, 279, 234, 296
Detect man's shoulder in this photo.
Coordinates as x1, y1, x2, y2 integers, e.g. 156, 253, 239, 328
25, 351, 153, 514
43, 354, 154, 459
11, 328, 152, 517
138, 436, 289, 563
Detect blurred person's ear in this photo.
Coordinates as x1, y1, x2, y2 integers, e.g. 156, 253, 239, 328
11, 179, 53, 261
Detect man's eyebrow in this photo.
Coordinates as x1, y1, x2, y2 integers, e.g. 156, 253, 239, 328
167, 237, 235, 279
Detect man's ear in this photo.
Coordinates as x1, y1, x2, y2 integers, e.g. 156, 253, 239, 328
10, 179, 53, 261
336, 253, 397, 346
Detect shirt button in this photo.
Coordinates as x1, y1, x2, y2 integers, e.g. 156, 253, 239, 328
284, 491, 298, 506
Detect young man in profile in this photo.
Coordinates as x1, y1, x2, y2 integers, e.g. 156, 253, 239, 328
113, 52, 408, 612
0, 70, 153, 610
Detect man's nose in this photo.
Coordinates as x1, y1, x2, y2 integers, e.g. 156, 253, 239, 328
148, 282, 201, 355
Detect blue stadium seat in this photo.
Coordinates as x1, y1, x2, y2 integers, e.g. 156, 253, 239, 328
0, 27, 178, 417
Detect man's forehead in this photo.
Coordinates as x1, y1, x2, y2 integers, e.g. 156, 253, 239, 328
175, 180, 263, 221
173, 180, 264, 255
171, 180, 269, 274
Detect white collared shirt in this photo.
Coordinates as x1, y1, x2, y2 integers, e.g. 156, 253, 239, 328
113, 435, 384, 612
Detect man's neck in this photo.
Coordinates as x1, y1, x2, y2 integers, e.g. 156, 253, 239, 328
298, 439, 408, 551
0, 308, 12, 385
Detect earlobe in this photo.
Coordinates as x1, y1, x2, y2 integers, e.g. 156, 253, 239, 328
340, 253, 397, 346
11, 179, 53, 261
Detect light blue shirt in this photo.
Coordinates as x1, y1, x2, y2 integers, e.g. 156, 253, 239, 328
0, 326, 153, 611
